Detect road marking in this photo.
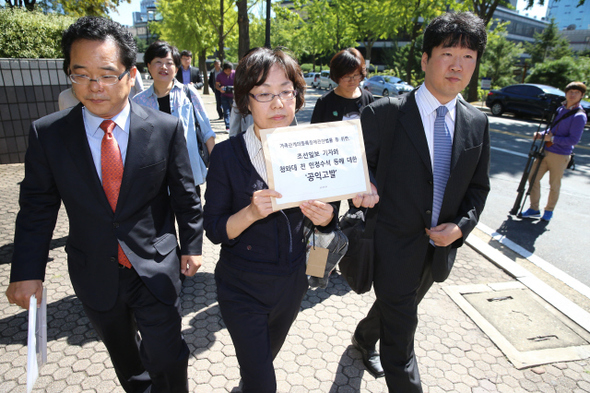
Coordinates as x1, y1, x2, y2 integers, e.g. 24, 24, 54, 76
476, 222, 590, 301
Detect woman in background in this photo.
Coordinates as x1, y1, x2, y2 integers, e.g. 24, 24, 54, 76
133, 41, 215, 197
311, 48, 374, 124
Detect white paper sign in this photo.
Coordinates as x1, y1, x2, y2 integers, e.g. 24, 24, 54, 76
260, 119, 371, 211
27, 288, 47, 393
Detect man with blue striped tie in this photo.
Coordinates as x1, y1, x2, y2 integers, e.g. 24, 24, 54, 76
350, 12, 491, 392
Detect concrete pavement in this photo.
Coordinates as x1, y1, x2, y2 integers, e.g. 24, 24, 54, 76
0, 92, 589, 392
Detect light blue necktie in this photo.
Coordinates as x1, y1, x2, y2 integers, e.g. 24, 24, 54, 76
431, 105, 452, 229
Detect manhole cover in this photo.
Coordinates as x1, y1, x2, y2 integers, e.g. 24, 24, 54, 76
444, 281, 590, 369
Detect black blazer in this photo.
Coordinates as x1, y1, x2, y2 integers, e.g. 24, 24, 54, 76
176, 66, 203, 88
11, 101, 204, 311
361, 91, 490, 288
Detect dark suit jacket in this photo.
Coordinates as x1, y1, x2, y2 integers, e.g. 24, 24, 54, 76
361, 91, 490, 293
208, 69, 218, 91
11, 101, 203, 311
176, 66, 203, 88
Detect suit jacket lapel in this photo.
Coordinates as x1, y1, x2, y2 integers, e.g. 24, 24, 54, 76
398, 91, 432, 173
60, 104, 113, 212
116, 101, 153, 212
451, 99, 471, 172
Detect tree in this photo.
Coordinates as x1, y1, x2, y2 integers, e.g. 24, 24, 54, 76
291, 0, 357, 68
0, 8, 75, 58
192, 0, 238, 62
524, 19, 572, 64
391, 0, 461, 84
153, 0, 222, 94
237, 0, 249, 59
5, 0, 131, 17
339, 0, 394, 62
525, 56, 590, 88
480, 21, 523, 89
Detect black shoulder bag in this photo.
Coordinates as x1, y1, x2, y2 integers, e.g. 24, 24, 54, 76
338, 98, 399, 294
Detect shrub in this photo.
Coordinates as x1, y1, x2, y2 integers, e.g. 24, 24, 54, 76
0, 8, 75, 58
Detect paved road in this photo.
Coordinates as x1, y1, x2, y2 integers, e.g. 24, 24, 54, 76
0, 90, 589, 392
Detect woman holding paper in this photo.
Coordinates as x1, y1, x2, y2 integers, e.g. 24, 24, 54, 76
311, 48, 374, 124
203, 47, 338, 393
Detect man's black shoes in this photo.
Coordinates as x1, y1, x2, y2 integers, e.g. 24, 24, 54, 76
351, 335, 385, 378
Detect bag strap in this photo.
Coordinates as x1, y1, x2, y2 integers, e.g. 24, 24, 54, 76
549, 106, 584, 131
182, 85, 204, 144
363, 97, 400, 238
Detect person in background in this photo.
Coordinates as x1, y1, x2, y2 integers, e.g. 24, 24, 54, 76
216, 62, 235, 132
520, 81, 587, 222
6, 16, 204, 393
203, 47, 339, 393
133, 41, 215, 197
176, 50, 204, 89
208, 59, 224, 119
311, 48, 374, 124
353, 12, 490, 392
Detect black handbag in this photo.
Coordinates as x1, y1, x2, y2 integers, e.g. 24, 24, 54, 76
337, 97, 399, 294
183, 85, 210, 167
338, 207, 377, 294
567, 153, 575, 170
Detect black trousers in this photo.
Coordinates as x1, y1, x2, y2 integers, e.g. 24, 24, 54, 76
215, 262, 308, 393
355, 245, 435, 393
82, 267, 189, 393
214, 89, 223, 118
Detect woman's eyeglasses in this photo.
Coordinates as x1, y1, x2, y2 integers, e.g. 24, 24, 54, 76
341, 74, 362, 82
249, 90, 298, 103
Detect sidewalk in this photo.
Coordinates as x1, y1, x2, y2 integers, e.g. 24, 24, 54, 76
0, 93, 588, 392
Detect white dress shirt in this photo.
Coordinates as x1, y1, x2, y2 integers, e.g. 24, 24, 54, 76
83, 102, 131, 182
415, 84, 457, 169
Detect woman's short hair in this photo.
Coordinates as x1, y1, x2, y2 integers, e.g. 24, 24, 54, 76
565, 81, 587, 95
329, 48, 366, 83
144, 41, 181, 68
234, 47, 306, 117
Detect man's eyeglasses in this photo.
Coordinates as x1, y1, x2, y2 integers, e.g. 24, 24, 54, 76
341, 74, 362, 82
249, 90, 298, 103
69, 70, 130, 86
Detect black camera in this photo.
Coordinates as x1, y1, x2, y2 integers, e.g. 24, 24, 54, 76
224, 86, 234, 94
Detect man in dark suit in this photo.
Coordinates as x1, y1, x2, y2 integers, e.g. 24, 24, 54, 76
5, 17, 203, 393
208, 59, 223, 119
176, 50, 204, 89
351, 12, 490, 392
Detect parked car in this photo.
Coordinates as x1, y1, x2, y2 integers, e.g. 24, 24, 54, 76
485, 84, 566, 118
363, 75, 413, 97
318, 70, 336, 90
303, 72, 320, 88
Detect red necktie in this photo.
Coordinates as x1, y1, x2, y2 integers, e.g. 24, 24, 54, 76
100, 120, 132, 269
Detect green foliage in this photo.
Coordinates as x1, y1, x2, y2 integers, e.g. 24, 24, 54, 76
382, 37, 424, 86
0, 8, 75, 58
480, 21, 523, 89
153, 0, 237, 61
525, 56, 590, 88
524, 19, 571, 64
134, 36, 148, 54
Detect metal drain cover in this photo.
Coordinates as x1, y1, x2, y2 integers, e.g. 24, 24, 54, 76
444, 282, 590, 369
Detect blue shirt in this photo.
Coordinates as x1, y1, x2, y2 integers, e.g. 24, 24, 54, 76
133, 79, 215, 185
182, 68, 191, 85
